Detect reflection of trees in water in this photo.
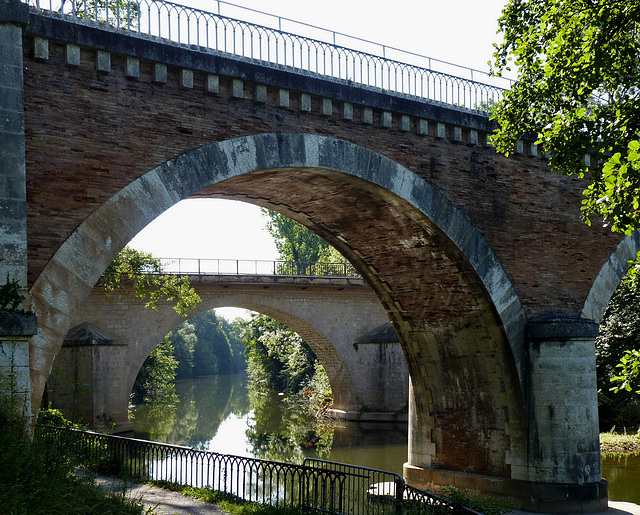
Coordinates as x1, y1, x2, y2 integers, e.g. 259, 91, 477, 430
246, 389, 333, 464
132, 373, 335, 465
131, 374, 249, 447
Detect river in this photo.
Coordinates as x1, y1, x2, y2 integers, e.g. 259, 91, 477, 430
130, 374, 640, 503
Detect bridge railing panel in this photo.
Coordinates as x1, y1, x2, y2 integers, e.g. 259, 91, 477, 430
25, 0, 509, 113
156, 258, 361, 278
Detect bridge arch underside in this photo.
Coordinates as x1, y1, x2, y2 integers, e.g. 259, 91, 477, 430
200, 170, 525, 478
30, 134, 526, 482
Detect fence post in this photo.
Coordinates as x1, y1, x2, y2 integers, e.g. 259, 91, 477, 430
395, 477, 404, 513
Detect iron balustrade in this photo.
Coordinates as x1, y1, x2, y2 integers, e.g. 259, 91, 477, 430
35, 425, 482, 514
36, 425, 347, 511
25, 0, 509, 113
157, 258, 361, 278
304, 459, 483, 515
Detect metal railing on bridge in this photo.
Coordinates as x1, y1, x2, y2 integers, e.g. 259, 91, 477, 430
35, 425, 482, 514
25, 0, 510, 114
157, 258, 361, 278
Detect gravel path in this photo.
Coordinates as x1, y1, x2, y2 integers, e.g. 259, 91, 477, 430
94, 475, 229, 515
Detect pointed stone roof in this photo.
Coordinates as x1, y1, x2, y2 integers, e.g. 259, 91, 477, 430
354, 323, 399, 344
63, 322, 116, 346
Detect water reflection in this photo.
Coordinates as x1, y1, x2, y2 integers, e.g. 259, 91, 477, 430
131, 375, 640, 504
131, 374, 250, 449
131, 374, 407, 474
602, 454, 640, 503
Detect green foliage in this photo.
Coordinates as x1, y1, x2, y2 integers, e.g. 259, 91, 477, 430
0, 397, 146, 514
149, 481, 317, 515
491, 0, 640, 234
166, 310, 245, 380
99, 247, 201, 317
37, 407, 87, 430
243, 314, 318, 394
71, 0, 140, 29
132, 337, 179, 405
262, 210, 345, 264
595, 259, 640, 427
0, 274, 24, 313
612, 349, 640, 394
492, 0, 640, 409
600, 427, 640, 456
242, 314, 333, 462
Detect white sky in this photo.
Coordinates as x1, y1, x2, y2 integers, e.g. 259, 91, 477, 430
128, 0, 509, 319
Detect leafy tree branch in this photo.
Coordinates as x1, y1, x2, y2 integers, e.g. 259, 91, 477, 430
491, 0, 640, 235
98, 247, 200, 317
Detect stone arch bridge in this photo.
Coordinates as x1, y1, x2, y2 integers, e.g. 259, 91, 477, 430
1, 0, 637, 510
48, 269, 409, 433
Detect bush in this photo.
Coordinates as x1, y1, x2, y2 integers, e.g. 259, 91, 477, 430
0, 401, 147, 514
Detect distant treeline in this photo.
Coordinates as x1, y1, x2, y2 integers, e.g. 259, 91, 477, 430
132, 309, 330, 407
132, 311, 246, 404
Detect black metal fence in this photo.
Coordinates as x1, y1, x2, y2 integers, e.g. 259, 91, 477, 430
157, 258, 361, 278
36, 425, 481, 514
303, 459, 481, 515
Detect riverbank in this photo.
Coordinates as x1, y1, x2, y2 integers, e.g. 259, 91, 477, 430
600, 429, 640, 455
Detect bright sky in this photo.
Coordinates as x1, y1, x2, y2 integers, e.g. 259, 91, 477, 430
128, 0, 509, 319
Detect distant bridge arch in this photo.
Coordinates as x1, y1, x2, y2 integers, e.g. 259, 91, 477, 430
50, 274, 408, 432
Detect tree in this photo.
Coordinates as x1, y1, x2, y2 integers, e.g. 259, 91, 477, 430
63, 0, 140, 29
131, 336, 179, 406
99, 247, 200, 317
491, 0, 640, 407
167, 310, 245, 379
491, 0, 640, 235
169, 321, 198, 379
262, 210, 345, 264
242, 314, 319, 394
595, 269, 640, 428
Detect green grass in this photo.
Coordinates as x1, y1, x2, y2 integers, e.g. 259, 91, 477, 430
600, 428, 640, 456
0, 406, 149, 514
148, 481, 318, 515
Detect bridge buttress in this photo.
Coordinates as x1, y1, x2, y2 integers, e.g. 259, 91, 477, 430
0, 0, 38, 426
404, 316, 607, 513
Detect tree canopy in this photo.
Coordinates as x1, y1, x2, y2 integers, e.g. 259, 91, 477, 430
491, 0, 640, 234
262, 210, 345, 263
492, 0, 640, 408
99, 247, 201, 317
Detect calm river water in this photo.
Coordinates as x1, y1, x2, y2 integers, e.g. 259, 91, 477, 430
130, 374, 640, 504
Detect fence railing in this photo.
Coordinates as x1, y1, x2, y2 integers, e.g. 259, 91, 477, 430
303, 459, 482, 515
157, 258, 361, 278
25, 0, 509, 114
35, 425, 482, 514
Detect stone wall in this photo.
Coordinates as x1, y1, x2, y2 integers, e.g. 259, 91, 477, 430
47, 277, 408, 431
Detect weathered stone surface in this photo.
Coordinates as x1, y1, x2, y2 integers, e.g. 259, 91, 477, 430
8, 12, 633, 510
49, 278, 408, 429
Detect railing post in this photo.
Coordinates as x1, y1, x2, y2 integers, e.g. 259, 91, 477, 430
395, 477, 404, 513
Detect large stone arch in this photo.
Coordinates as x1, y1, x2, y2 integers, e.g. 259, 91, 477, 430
581, 231, 640, 322
30, 133, 526, 480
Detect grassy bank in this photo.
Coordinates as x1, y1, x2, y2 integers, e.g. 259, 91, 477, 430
600, 429, 640, 456
0, 409, 149, 514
